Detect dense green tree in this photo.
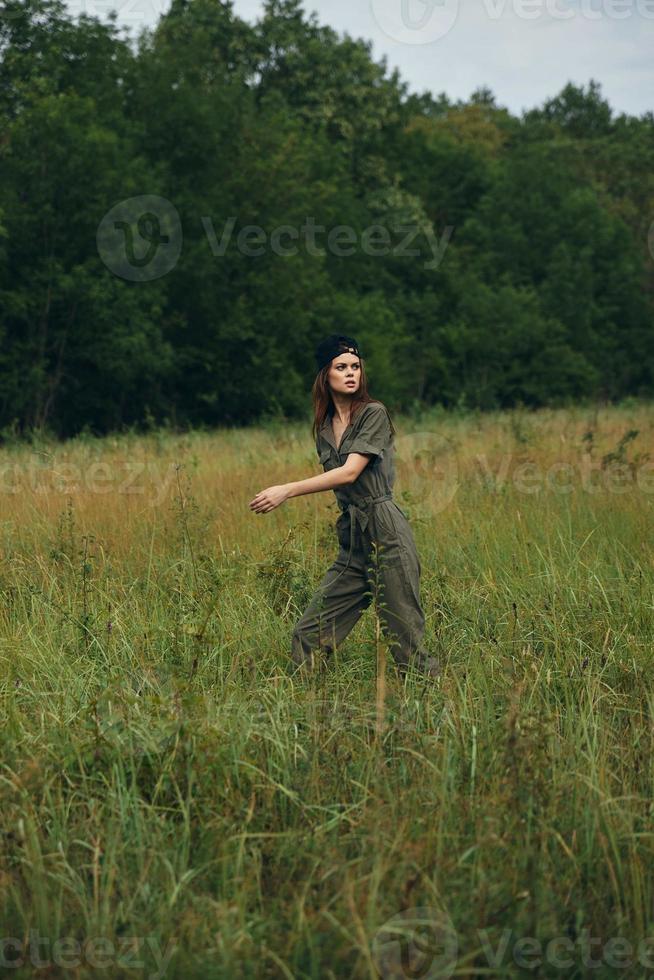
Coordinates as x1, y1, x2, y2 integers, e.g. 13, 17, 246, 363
0, 0, 652, 439
0, 1, 175, 435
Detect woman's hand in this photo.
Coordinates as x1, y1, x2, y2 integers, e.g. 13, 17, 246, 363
249, 484, 290, 514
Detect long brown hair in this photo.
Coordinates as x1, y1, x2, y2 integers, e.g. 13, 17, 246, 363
310, 358, 396, 443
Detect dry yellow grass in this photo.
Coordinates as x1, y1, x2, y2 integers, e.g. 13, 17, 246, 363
0, 400, 652, 978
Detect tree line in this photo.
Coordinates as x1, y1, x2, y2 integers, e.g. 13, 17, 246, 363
1, 0, 653, 439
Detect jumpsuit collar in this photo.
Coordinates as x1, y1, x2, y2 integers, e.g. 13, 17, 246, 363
320, 414, 351, 453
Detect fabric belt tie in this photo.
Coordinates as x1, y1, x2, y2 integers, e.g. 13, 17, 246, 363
330, 493, 393, 585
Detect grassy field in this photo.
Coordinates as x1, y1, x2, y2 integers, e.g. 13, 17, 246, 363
0, 400, 653, 979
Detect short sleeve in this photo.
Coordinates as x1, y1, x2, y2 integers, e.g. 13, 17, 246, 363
345, 404, 392, 459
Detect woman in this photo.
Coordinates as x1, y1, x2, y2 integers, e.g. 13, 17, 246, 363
249, 334, 440, 680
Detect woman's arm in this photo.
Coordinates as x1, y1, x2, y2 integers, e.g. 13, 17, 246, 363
249, 455, 371, 514
287, 454, 370, 498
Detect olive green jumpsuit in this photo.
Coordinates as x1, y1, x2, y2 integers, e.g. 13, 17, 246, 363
291, 401, 440, 678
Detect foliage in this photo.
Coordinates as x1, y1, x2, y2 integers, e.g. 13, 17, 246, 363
0, 0, 653, 439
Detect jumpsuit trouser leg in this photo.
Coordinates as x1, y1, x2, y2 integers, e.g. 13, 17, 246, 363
371, 530, 436, 678
291, 496, 439, 678
290, 548, 372, 671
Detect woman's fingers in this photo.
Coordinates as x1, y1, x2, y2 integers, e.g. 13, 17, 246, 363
250, 494, 274, 513
250, 489, 282, 513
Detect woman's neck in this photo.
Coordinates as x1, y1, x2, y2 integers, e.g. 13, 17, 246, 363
331, 395, 355, 425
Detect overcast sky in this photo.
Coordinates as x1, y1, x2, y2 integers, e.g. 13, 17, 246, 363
68, 0, 654, 118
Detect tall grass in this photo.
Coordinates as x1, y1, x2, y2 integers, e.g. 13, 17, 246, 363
0, 401, 652, 978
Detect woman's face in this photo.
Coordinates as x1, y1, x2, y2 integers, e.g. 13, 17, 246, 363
327, 353, 361, 396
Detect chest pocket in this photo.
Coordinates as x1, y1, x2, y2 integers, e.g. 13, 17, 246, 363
319, 446, 333, 469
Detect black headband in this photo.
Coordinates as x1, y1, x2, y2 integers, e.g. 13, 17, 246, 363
315, 334, 362, 373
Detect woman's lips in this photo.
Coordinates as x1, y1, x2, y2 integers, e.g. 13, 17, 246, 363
346, 381, 356, 386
